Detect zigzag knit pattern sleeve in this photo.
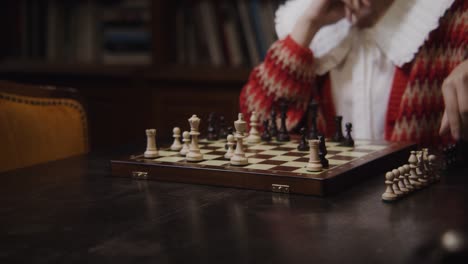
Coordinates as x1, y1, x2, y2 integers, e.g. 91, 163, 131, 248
239, 35, 315, 130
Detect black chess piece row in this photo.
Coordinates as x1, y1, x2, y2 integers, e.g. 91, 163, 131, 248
332, 116, 354, 147
261, 99, 290, 142
207, 112, 228, 141
442, 140, 467, 170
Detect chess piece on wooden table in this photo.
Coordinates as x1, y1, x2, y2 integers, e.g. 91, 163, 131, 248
180, 131, 190, 156
225, 134, 235, 159
382, 171, 398, 202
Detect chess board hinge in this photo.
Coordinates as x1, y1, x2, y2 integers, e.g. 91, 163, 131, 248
132, 171, 148, 179
272, 184, 290, 194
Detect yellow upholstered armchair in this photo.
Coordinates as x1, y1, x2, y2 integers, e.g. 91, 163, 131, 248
0, 81, 88, 173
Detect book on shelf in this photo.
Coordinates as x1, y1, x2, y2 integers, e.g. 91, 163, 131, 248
14, 0, 152, 65
175, 0, 281, 68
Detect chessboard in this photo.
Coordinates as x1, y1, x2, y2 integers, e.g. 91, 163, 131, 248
111, 137, 416, 196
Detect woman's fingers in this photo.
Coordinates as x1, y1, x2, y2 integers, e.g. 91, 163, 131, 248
439, 110, 450, 136
456, 73, 468, 140
442, 81, 461, 140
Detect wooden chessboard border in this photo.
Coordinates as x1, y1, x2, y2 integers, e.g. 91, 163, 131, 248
110, 140, 416, 196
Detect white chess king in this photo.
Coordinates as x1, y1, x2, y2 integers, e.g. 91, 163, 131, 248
230, 113, 248, 166
186, 114, 204, 162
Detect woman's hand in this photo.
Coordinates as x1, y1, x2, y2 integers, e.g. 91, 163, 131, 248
440, 59, 468, 141
291, 0, 346, 47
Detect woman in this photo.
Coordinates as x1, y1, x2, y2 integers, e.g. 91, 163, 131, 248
239, 0, 467, 146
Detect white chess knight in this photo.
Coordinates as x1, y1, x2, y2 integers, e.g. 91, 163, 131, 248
144, 129, 159, 158
170, 127, 183, 151
230, 113, 249, 166
247, 111, 261, 144
186, 114, 204, 162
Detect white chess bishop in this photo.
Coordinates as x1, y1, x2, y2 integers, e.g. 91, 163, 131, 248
144, 129, 159, 158
186, 114, 204, 162
230, 113, 249, 166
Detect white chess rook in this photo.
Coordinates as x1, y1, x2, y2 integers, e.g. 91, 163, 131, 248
230, 113, 249, 166
180, 131, 190, 156
247, 111, 261, 144
170, 127, 183, 151
186, 115, 204, 162
144, 129, 159, 158
306, 139, 322, 172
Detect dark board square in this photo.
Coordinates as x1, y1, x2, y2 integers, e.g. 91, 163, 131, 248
283, 152, 306, 157
258, 160, 285, 165
329, 155, 355, 161
270, 166, 298, 172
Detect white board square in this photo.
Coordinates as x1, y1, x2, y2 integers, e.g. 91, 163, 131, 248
270, 156, 300, 162
258, 150, 288, 156
207, 142, 226, 148
248, 158, 266, 164
281, 161, 307, 168
157, 150, 178, 157
200, 149, 214, 154
338, 151, 368, 158
154, 156, 185, 162
203, 154, 222, 160
248, 145, 277, 150
328, 159, 349, 165
199, 160, 229, 166
245, 164, 276, 170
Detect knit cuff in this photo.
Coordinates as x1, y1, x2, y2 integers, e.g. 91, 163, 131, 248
282, 35, 314, 62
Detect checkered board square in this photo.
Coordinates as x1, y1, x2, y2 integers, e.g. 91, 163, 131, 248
111, 138, 415, 196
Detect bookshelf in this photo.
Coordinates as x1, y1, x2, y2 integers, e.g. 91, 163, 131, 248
0, 0, 284, 149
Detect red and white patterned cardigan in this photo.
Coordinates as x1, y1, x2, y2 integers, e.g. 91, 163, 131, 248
240, 0, 467, 146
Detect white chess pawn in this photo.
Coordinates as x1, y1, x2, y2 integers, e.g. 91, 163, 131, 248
225, 134, 235, 159
416, 151, 428, 187
246, 111, 261, 144
382, 171, 398, 202
144, 129, 159, 158
399, 166, 414, 192
394, 168, 409, 194
392, 169, 404, 197
230, 113, 249, 166
180, 131, 190, 156
186, 115, 204, 162
306, 139, 322, 172
170, 127, 183, 151
408, 151, 422, 189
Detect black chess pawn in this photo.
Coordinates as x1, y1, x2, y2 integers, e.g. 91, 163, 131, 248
318, 135, 329, 168
308, 99, 319, 139
261, 119, 272, 142
343, 122, 354, 147
218, 115, 228, 139
332, 116, 345, 142
269, 109, 278, 137
276, 99, 290, 141
207, 112, 218, 141
297, 127, 309, 151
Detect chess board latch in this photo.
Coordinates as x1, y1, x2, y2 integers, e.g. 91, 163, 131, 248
132, 171, 148, 179
272, 184, 290, 194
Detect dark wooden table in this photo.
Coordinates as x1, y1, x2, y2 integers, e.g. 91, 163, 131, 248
1, 150, 467, 264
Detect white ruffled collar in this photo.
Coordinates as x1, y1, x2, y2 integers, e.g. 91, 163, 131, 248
275, 0, 455, 73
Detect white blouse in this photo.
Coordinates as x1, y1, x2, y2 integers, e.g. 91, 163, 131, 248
275, 0, 455, 140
